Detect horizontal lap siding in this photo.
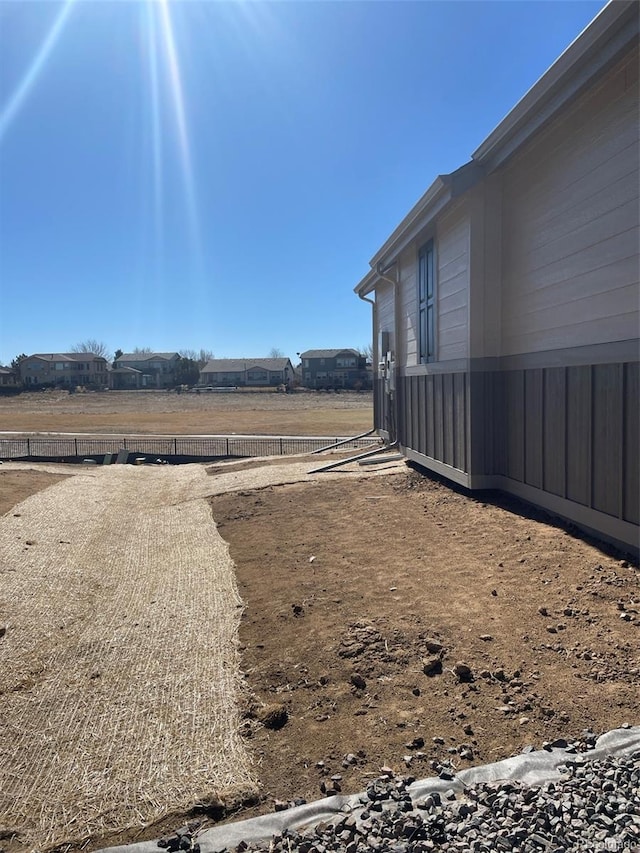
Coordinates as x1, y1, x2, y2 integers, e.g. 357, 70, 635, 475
399, 247, 419, 367
377, 285, 395, 346
437, 212, 470, 362
501, 48, 639, 355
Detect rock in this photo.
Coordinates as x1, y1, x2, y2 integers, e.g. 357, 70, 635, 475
453, 661, 473, 682
0, 626, 6, 639
422, 656, 442, 676
538, 606, 549, 616
424, 639, 444, 653
479, 634, 493, 642
350, 673, 367, 690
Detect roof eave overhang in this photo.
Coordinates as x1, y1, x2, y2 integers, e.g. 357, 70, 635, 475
369, 175, 451, 272
355, 161, 485, 296
472, 0, 639, 171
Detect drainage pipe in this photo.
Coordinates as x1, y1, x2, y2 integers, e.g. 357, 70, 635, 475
309, 441, 398, 474
310, 429, 377, 455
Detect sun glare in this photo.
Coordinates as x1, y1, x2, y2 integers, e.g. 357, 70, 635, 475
0, 0, 77, 144
143, 0, 204, 288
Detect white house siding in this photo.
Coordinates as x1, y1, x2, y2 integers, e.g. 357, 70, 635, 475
500, 48, 639, 356
398, 246, 418, 367
376, 282, 395, 353
436, 208, 470, 362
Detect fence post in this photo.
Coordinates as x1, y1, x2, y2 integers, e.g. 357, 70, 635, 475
27, 438, 30, 457
226, 437, 230, 456
74, 438, 78, 456
174, 437, 178, 455
280, 437, 284, 455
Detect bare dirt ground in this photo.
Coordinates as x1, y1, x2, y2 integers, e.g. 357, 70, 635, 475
0, 390, 373, 436
208, 463, 639, 828
0, 457, 637, 853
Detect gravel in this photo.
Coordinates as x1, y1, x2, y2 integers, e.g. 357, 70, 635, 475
208, 749, 640, 852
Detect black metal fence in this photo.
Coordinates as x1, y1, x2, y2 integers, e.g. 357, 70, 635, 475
0, 435, 378, 463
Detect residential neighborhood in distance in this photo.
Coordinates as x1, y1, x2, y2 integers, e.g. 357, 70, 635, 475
0, 348, 372, 393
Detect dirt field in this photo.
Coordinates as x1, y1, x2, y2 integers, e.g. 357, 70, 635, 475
0, 389, 373, 436
0, 458, 638, 852
208, 464, 639, 827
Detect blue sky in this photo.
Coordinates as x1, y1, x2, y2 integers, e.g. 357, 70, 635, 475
0, 0, 606, 366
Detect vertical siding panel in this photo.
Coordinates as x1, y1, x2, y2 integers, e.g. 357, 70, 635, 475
395, 378, 403, 445
472, 370, 493, 476
411, 377, 420, 452
543, 367, 567, 497
434, 374, 444, 462
623, 361, 639, 524
402, 377, 410, 447
525, 369, 544, 489
399, 377, 408, 446
493, 372, 507, 476
506, 371, 525, 482
443, 373, 455, 466
592, 363, 623, 517
426, 375, 435, 457
417, 376, 427, 456
454, 373, 466, 471
566, 365, 592, 506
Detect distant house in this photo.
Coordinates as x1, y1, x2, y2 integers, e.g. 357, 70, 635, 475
0, 367, 20, 391
299, 349, 370, 389
19, 353, 109, 389
112, 353, 180, 388
199, 358, 294, 388
354, 1, 638, 553
109, 366, 143, 390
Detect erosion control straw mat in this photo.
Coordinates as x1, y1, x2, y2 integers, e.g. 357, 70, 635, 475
0, 465, 255, 849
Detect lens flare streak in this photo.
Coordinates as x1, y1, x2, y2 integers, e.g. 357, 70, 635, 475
155, 0, 203, 273
0, 0, 76, 143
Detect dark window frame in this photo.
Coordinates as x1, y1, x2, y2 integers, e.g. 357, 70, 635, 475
418, 239, 436, 363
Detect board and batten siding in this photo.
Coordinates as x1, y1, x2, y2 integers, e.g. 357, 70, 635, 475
500, 48, 639, 355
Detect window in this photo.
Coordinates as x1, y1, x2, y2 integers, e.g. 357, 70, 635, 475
337, 357, 355, 368
418, 240, 435, 363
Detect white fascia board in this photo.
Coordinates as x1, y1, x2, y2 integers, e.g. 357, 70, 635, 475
472, 0, 638, 169
354, 268, 379, 297
368, 176, 451, 271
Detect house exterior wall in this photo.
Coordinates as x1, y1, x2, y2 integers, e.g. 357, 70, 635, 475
20, 356, 108, 388
365, 36, 638, 552
301, 351, 369, 389
0, 369, 19, 389
435, 207, 470, 363
114, 355, 180, 388
499, 47, 639, 356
